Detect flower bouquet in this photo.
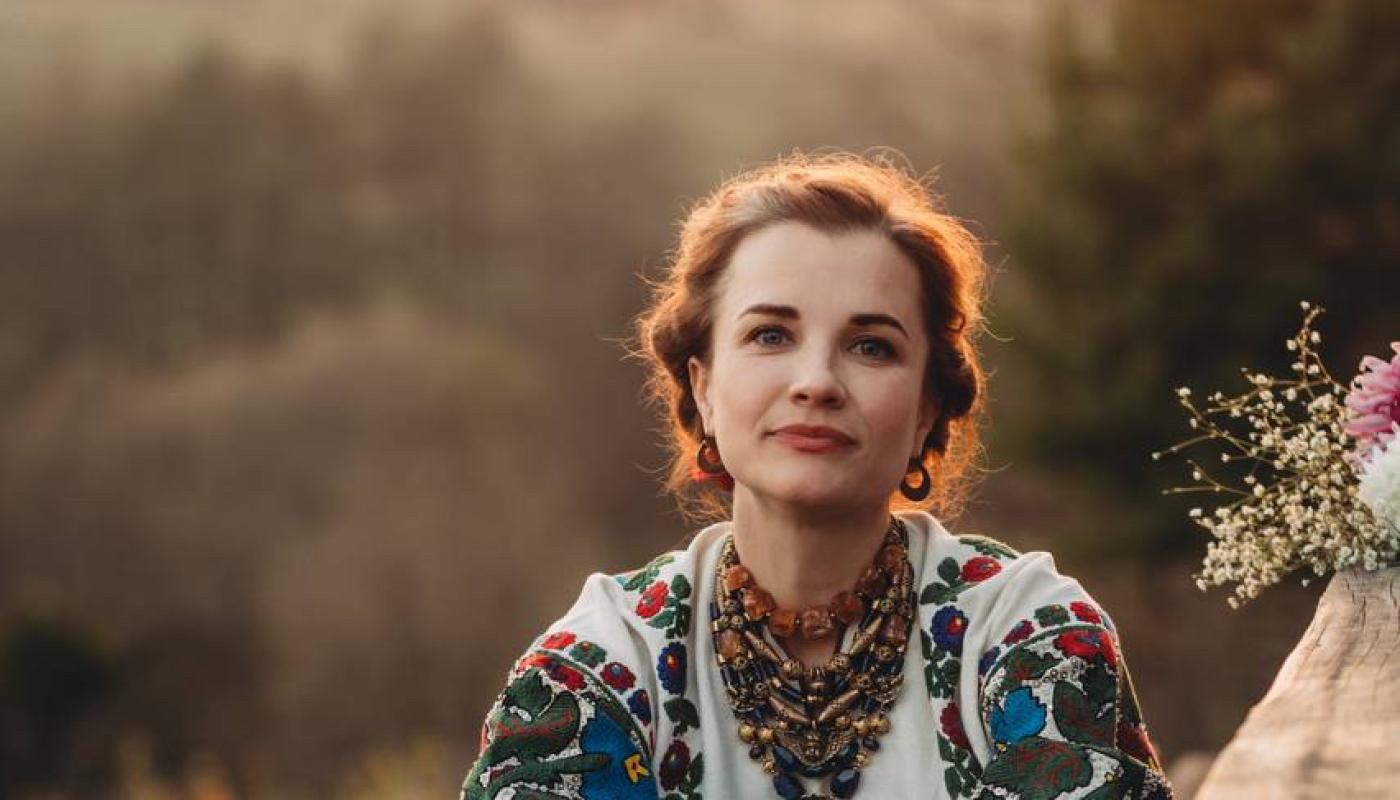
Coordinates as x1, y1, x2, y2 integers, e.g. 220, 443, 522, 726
1156, 302, 1400, 799
1154, 302, 1400, 608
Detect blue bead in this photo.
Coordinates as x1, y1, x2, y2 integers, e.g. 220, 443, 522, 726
837, 741, 858, 765
772, 745, 799, 773
772, 772, 802, 800
831, 768, 861, 799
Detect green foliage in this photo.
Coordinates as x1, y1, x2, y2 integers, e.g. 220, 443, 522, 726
1004, 0, 1399, 554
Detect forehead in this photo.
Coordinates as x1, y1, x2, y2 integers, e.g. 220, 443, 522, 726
715, 221, 923, 326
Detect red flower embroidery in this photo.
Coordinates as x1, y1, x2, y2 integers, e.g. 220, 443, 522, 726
961, 556, 1002, 583
940, 701, 971, 750
516, 652, 553, 672
1117, 719, 1159, 765
541, 631, 576, 650
636, 581, 669, 619
1002, 620, 1034, 645
1070, 601, 1102, 624
1054, 628, 1117, 667
544, 661, 586, 691
600, 661, 636, 692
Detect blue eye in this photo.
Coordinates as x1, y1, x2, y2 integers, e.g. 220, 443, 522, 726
747, 326, 791, 346
854, 338, 896, 359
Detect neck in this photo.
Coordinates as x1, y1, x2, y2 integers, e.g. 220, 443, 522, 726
729, 487, 893, 611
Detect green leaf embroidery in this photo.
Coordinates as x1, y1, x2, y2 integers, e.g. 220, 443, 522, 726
937, 556, 963, 585
1002, 647, 1057, 685
982, 736, 1094, 800
664, 696, 701, 735
1053, 680, 1116, 747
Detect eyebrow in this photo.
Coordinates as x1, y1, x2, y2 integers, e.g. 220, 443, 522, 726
738, 303, 909, 338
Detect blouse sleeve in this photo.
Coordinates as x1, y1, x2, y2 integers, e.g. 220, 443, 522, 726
967, 552, 1175, 799
461, 577, 664, 800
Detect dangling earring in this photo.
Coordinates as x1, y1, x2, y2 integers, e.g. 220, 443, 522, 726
900, 454, 932, 501
693, 434, 735, 491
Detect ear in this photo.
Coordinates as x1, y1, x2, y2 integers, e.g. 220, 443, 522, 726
912, 394, 941, 460
688, 356, 713, 435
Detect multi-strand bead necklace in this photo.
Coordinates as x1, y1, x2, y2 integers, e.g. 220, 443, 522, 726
708, 516, 914, 800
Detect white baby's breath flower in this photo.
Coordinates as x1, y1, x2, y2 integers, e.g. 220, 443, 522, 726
1358, 438, 1400, 532
1156, 304, 1398, 608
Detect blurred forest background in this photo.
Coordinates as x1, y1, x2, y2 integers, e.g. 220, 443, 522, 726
0, 0, 1394, 797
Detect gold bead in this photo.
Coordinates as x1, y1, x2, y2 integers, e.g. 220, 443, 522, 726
853, 719, 870, 737
738, 723, 756, 743
759, 727, 775, 744
873, 715, 891, 734
854, 751, 869, 768
762, 758, 777, 775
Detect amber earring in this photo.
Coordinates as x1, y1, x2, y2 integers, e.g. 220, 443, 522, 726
696, 434, 726, 475
900, 454, 932, 501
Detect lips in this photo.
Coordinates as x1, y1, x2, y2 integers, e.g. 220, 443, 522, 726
767, 425, 851, 451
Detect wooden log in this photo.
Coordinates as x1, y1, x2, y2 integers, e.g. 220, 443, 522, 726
1195, 565, 1400, 799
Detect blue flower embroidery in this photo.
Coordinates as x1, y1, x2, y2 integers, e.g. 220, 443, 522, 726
579, 712, 654, 799
989, 686, 1047, 745
628, 688, 653, 725
931, 606, 968, 656
657, 642, 687, 694
978, 646, 1001, 676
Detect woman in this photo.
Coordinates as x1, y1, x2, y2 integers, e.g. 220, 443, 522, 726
461, 152, 1174, 799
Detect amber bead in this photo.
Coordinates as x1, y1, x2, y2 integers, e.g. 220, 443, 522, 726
743, 587, 776, 621
878, 614, 908, 646
830, 590, 864, 625
725, 563, 755, 592
769, 607, 799, 638
855, 565, 887, 596
718, 629, 745, 661
878, 543, 907, 572
799, 607, 835, 639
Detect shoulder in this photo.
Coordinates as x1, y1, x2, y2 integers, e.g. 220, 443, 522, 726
462, 526, 723, 800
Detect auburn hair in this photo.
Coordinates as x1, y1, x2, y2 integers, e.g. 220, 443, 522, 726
631, 149, 990, 523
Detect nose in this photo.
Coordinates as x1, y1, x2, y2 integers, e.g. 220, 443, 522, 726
789, 350, 847, 408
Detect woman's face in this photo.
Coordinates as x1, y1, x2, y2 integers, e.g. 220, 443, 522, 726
688, 220, 939, 511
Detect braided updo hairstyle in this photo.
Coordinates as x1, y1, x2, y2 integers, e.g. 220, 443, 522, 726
632, 149, 990, 523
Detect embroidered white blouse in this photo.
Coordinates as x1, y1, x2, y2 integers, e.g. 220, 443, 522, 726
461, 510, 1174, 799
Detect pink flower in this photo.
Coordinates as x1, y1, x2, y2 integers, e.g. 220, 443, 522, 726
1344, 342, 1400, 470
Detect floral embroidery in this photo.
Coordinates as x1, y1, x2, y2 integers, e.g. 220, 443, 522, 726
656, 642, 687, 695
637, 581, 669, 618
462, 660, 653, 800
658, 740, 692, 790
601, 662, 636, 692
569, 640, 608, 668
1034, 603, 1071, 627
1002, 620, 1034, 645
542, 630, 578, 650
989, 686, 1048, 745
1055, 628, 1118, 668
628, 689, 653, 726
940, 701, 971, 750
977, 619, 1174, 799
919, 542, 1022, 799
616, 548, 703, 800
1070, 600, 1102, 624
616, 553, 677, 588
931, 605, 969, 656
961, 555, 1003, 582
579, 712, 657, 799
978, 646, 1001, 676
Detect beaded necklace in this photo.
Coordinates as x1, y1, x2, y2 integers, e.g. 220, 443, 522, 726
708, 516, 914, 800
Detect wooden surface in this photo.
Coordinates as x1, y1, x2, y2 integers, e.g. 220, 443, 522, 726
1195, 565, 1400, 799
